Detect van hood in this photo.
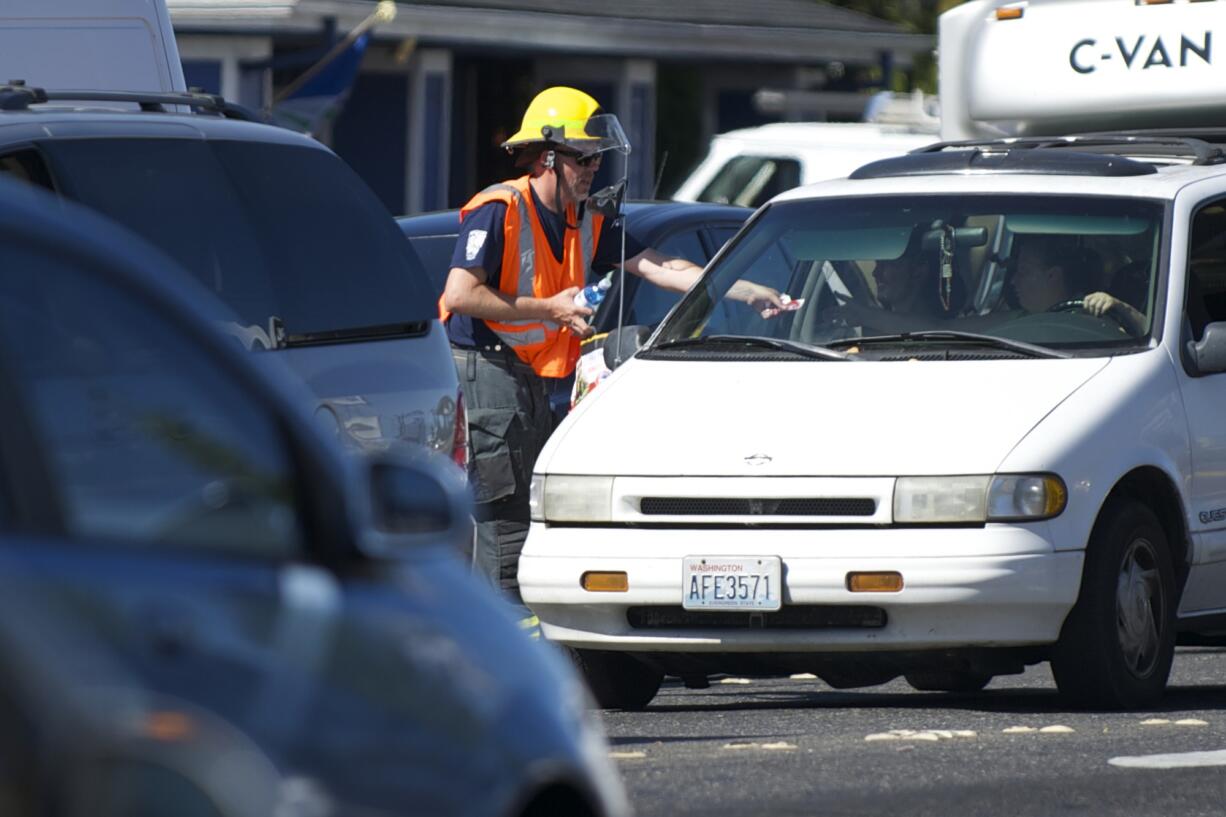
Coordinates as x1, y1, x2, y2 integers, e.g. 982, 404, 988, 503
544, 357, 1111, 477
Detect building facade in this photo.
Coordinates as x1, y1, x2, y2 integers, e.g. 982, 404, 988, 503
169, 0, 931, 214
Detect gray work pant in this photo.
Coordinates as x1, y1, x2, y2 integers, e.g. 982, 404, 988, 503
454, 346, 553, 606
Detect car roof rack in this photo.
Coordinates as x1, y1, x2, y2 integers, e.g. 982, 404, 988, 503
850, 148, 1159, 180
849, 132, 1226, 180
0, 81, 262, 122
913, 134, 1226, 166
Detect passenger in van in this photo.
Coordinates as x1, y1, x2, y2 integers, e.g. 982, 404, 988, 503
442, 87, 781, 613
823, 226, 966, 333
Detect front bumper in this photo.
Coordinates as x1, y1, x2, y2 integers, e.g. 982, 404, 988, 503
519, 523, 1083, 652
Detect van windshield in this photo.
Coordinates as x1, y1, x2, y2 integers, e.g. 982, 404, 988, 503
42, 138, 435, 338
653, 195, 1164, 358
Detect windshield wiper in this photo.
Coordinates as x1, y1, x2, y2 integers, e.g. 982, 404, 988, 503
828, 330, 1070, 359
284, 321, 430, 348
653, 334, 849, 361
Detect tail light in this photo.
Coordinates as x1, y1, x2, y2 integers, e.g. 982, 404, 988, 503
452, 387, 470, 473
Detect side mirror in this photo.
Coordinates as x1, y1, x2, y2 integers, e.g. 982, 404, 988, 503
362, 453, 473, 557
603, 324, 651, 371
1189, 322, 1226, 376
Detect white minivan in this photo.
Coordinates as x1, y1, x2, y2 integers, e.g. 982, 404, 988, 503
521, 0, 1226, 710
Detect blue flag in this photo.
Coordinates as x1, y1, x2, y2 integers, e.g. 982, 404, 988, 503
271, 31, 369, 137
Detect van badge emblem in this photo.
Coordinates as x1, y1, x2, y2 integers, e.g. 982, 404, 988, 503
744, 453, 772, 466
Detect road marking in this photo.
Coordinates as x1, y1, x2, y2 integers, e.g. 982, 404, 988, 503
1141, 719, 1171, 725
1175, 718, 1209, 726
865, 729, 977, 742
721, 741, 798, 751
1040, 725, 1075, 734
1110, 749, 1226, 769
1003, 726, 1036, 734
719, 677, 752, 685
610, 751, 646, 759
789, 673, 818, 680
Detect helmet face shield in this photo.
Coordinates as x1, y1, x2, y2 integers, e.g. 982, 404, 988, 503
504, 112, 631, 157
568, 113, 631, 158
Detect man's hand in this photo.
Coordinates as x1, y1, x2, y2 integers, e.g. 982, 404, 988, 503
1083, 291, 1120, 318
727, 280, 784, 316
543, 287, 595, 338
1084, 290, 1147, 337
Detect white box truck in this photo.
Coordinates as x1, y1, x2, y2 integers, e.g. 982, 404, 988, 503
0, 0, 186, 92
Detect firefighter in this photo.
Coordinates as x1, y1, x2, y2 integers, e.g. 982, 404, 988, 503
441, 86, 780, 611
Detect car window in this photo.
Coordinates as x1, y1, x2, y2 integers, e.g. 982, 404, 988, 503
39, 138, 437, 337
1187, 201, 1226, 342
709, 226, 741, 253
405, 234, 458, 298
626, 228, 708, 327
0, 149, 55, 191
697, 156, 801, 208
0, 244, 303, 557
659, 194, 1163, 355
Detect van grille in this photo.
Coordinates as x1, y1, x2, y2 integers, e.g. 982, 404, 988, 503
639, 497, 876, 517
626, 605, 887, 630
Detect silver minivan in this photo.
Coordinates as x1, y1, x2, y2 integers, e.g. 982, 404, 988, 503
0, 1, 464, 467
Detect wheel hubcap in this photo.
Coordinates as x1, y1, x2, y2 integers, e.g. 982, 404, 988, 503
1116, 537, 1164, 678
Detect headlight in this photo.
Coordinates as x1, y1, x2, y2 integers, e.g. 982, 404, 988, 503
893, 474, 1067, 524
529, 474, 613, 522
986, 474, 1067, 521
893, 476, 989, 523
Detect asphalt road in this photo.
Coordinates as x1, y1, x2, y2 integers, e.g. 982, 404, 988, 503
601, 647, 1226, 817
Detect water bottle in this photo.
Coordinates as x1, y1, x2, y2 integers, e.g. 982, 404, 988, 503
573, 272, 613, 310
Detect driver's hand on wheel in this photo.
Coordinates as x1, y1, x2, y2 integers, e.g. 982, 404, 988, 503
1083, 291, 1121, 318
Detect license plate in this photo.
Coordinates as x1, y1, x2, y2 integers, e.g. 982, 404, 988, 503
682, 556, 782, 611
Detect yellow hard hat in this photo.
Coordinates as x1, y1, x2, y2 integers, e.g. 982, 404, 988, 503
502, 86, 605, 153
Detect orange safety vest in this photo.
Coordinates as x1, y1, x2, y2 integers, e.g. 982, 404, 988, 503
439, 176, 603, 378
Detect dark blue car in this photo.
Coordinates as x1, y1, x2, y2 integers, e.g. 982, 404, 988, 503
0, 179, 628, 817
399, 201, 753, 417
399, 200, 752, 332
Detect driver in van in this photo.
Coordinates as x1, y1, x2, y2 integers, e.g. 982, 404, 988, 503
1010, 236, 1146, 336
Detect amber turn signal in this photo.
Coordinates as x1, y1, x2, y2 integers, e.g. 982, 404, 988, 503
995, 6, 1024, 19
581, 571, 629, 592
847, 572, 904, 593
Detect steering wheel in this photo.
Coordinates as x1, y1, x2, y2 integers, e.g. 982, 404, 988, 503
1046, 297, 1135, 335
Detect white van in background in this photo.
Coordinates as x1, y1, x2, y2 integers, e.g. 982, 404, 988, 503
0, 0, 185, 92
672, 95, 939, 210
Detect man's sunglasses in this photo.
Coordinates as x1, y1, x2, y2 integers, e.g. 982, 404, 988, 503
557, 150, 602, 167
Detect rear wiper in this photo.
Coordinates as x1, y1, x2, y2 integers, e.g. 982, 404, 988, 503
284, 321, 430, 348
828, 330, 1070, 359
653, 334, 849, 361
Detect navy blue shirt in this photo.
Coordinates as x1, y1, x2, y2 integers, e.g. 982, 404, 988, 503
446, 184, 644, 348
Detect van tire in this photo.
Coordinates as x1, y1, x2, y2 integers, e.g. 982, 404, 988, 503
569, 649, 663, 710
1051, 500, 1175, 709
904, 670, 992, 693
